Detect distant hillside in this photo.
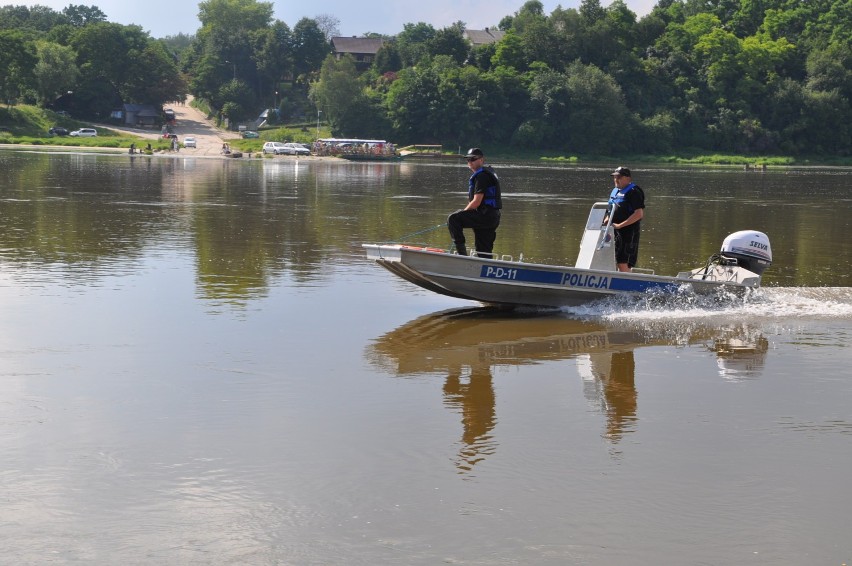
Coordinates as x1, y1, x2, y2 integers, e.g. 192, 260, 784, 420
0, 105, 99, 137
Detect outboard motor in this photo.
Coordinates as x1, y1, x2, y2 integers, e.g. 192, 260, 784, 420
720, 230, 772, 276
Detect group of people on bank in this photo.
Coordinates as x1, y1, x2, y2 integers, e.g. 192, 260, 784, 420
447, 148, 645, 273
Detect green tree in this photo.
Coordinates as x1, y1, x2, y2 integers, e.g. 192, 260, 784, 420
506, 0, 547, 33
196, 0, 274, 86
799, 87, 851, 154
384, 55, 521, 146
185, 0, 275, 114
218, 78, 254, 123
806, 42, 852, 97
0, 4, 69, 33
71, 22, 148, 88
253, 21, 293, 97
197, 0, 273, 31
527, 61, 632, 153
0, 30, 37, 105
62, 4, 107, 27
491, 31, 528, 71
126, 41, 188, 105
33, 41, 80, 105
160, 33, 195, 57
70, 22, 185, 112
693, 27, 742, 95
396, 22, 437, 67
292, 18, 328, 83
311, 54, 391, 137
309, 54, 363, 133
429, 23, 469, 65
385, 59, 441, 141
373, 42, 402, 73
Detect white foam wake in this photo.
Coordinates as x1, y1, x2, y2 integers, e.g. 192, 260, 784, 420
560, 287, 852, 322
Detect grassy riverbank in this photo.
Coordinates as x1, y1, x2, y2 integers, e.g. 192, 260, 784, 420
0, 105, 173, 151
502, 147, 852, 167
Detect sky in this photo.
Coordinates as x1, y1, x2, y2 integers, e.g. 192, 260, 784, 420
8, 0, 658, 38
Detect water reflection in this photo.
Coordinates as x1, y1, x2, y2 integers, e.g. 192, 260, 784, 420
710, 324, 770, 380
367, 308, 769, 471
442, 361, 496, 473
578, 350, 637, 443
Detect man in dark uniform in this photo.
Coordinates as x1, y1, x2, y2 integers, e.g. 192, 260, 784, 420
447, 148, 502, 257
605, 166, 645, 272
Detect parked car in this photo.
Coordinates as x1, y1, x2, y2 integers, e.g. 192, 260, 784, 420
69, 128, 97, 137
163, 132, 177, 140
242, 130, 259, 139
282, 142, 310, 156
48, 126, 69, 136
262, 141, 287, 155
183, 136, 197, 148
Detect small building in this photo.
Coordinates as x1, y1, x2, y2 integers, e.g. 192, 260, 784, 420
120, 103, 160, 127
464, 28, 505, 47
331, 36, 385, 72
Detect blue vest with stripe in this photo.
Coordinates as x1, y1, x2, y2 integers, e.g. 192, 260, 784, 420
469, 166, 502, 209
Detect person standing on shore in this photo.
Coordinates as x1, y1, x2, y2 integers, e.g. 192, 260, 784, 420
447, 148, 502, 257
605, 166, 645, 272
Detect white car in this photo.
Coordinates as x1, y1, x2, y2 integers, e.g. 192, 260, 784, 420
183, 136, 197, 148
69, 128, 97, 137
282, 142, 310, 156
262, 141, 287, 155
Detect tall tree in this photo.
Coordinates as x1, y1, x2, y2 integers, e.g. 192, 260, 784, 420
34, 41, 79, 105
291, 18, 328, 83
0, 5, 69, 32
62, 4, 107, 27
396, 22, 437, 67
309, 54, 363, 132
429, 23, 469, 65
253, 20, 293, 96
69, 22, 184, 111
197, 0, 273, 31
0, 30, 37, 104
373, 42, 403, 74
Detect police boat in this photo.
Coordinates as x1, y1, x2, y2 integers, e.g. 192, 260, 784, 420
363, 202, 772, 308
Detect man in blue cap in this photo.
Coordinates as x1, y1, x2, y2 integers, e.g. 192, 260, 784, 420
447, 148, 503, 257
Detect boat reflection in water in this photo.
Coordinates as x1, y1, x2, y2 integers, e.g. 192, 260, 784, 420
366, 308, 768, 472
710, 325, 770, 380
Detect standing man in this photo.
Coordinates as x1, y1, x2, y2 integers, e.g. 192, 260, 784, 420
606, 166, 645, 272
448, 148, 502, 257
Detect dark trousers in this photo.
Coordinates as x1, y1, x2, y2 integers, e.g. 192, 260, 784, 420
614, 226, 640, 267
447, 207, 501, 256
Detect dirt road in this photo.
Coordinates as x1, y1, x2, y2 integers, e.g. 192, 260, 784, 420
167, 98, 235, 156
107, 96, 236, 156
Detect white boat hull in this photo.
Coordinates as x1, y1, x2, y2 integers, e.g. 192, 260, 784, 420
364, 202, 768, 308
364, 244, 761, 308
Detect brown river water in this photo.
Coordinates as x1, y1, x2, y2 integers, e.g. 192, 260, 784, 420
1, 149, 851, 564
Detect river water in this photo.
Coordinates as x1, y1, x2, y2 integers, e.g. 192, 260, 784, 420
2, 150, 851, 565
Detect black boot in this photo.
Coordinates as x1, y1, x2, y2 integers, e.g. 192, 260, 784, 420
455, 244, 467, 256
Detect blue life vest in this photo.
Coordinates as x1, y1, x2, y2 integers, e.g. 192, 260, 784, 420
608, 183, 639, 219
469, 166, 502, 209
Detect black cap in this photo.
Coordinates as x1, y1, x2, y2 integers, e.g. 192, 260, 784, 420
465, 147, 484, 159
611, 166, 631, 177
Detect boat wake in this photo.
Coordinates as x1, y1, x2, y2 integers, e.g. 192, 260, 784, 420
560, 286, 852, 322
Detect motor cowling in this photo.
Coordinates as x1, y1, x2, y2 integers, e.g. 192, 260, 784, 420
720, 230, 772, 276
